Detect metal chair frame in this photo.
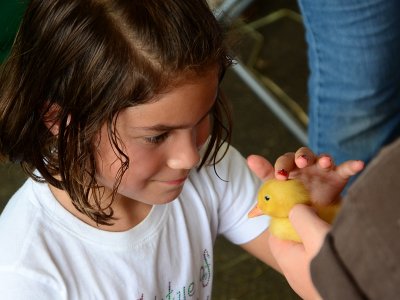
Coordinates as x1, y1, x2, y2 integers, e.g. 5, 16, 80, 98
214, 0, 308, 145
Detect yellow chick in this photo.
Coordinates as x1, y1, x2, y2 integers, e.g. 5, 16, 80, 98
248, 178, 339, 242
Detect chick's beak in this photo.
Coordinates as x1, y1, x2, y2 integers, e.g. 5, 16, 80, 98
248, 204, 264, 218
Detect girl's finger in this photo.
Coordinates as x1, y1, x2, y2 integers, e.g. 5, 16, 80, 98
294, 147, 316, 168
335, 159, 365, 180
247, 154, 275, 181
274, 152, 296, 179
317, 154, 335, 171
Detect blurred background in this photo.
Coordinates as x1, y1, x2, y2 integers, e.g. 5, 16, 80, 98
0, 0, 308, 298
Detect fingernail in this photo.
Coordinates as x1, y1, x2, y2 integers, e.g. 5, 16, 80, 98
300, 154, 308, 161
277, 169, 288, 177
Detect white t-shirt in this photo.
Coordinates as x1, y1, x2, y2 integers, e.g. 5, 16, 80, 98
0, 146, 269, 299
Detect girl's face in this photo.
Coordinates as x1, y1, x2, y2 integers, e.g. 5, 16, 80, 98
95, 69, 219, 206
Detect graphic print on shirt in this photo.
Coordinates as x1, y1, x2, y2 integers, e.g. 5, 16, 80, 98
136, 248, 212, 299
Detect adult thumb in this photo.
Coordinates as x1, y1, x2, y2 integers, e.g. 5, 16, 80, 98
289, 204, 330, 257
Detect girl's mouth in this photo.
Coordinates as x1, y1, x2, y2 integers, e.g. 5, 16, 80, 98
161, 177, 188, 186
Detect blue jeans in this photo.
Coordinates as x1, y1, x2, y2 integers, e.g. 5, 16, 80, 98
297, 0, 400, 166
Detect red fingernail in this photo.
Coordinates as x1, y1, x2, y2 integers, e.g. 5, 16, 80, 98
277, 169, 289, 177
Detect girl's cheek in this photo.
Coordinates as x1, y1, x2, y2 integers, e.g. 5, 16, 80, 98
196, 119, 211, 148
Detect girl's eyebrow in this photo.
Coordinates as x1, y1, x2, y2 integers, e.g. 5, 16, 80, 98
136, 98, 216, 132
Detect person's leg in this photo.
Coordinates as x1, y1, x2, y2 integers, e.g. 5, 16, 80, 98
297, 0, 400, 165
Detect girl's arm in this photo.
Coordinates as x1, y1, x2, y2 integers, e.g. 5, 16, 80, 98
240, 228, 281, 273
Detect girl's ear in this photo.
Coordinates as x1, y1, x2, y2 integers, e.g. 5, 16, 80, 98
42, 103, 70, 135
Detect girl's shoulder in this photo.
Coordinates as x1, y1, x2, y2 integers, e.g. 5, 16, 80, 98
183, 145, 267, 244
201, 144, 260, 192
199, 143, 251, 179
0, 179, 46, 263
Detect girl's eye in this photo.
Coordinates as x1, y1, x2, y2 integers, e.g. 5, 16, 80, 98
144, 133, 169, 144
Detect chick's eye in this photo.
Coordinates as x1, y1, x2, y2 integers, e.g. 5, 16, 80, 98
144, 133, 169, 144
264, 195, 270, 202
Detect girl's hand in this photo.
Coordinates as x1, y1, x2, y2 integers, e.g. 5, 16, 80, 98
248, 147, 364, 205
246, 147, 363, 299
268, 204, 329, 300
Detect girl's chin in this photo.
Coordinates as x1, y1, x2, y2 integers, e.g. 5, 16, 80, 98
127, 187, 184, 206
154, 189, 183, 205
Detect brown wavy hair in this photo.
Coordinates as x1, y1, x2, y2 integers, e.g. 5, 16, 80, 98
0, 0, 233, 225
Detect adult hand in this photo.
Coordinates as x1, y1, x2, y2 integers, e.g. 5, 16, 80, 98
268, 204, 330, 300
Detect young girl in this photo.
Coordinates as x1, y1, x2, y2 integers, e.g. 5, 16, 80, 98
0, 0, 362, 298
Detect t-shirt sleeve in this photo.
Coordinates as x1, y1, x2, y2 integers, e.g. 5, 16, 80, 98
0, 271, 62, 300
212, 146, 270, 245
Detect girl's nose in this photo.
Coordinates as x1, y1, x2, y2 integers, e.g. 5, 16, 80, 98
167, 134, 201, 170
